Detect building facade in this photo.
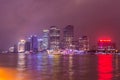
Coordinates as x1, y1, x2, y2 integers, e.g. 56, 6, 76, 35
18, 40, 26, 53
63, 25, 74, 49
38, 39, 44, 51
49, 26, 60, 50
30, 35, 38, 52
97, 40, 116, 52
25, 41, 31, 51
79, 36, 89, 51
9, 47, 14, 53
43, 29, 49, 50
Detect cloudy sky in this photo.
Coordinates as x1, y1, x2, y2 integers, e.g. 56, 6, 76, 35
0, 0, 120, 50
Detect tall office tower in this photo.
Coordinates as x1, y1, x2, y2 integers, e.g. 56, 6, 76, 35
18, 40, 26, 53
38, 39, 44, 51
79, 36, 89, 51
25, 41, 31, 51
43, 29, 49, 50
63, 25, 74, 49
49, 26, 60, 50
30, 35, 38, 52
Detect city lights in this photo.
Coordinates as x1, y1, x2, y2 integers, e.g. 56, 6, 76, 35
3, 25, 117, 54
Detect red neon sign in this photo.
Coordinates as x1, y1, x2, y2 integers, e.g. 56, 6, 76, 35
99, 40, 111, 42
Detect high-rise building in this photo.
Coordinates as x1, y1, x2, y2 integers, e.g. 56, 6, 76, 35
63, 25, 74, 49
72, 41, 79, 50
79, 36, 89, 51
97, 39, 116, 52
18, 40, 26, 53
49, 26, 60, 50
43, 29, 49, 50
25, 41, 31, 51
30, 35, 38, 52
38, 39, 44, 51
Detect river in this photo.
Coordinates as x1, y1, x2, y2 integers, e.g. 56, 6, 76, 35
0, 53, 120, 80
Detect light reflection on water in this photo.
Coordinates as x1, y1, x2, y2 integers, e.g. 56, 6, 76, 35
0, 53, 120, 80
98, 54, 113, 80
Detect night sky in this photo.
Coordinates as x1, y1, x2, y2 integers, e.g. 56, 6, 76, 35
0, 0, 120, 50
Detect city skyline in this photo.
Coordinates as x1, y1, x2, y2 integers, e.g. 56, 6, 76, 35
6, 25, 116, 53
9, 25, 89, 53
0, 0, 120, 50
0, 1, 120, 80
0, 24, 119, 51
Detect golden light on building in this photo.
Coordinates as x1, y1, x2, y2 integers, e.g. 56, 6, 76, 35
18, 39, 26, 53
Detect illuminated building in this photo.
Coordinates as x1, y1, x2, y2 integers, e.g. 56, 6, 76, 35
30, 35, 38, 52
72, 41, 79, 50
79, 36, 89, 51
97, 39, 116, 52
9, 47, 14, 53
18, 40, 26, 53
63, 25, 74, 49
8, 44, 18, 53
38, 39, 44, 51
49, 26, 60, 50
43, 29, 49, 50
25, 41, 31, 51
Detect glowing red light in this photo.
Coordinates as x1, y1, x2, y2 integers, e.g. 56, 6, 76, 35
99, 39, 111, 42
107, 40, 111, 42
104, 40, 106, 41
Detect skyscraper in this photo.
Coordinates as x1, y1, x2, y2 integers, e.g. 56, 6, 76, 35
25, 41, 31, 51
49, 26, 60, 50
79, 36, 89, 51
43, 29, 49, 50
38, 39, 44, 51
18, 40, 26, 53
30, 35, 38, 52
63, 25, 74, 49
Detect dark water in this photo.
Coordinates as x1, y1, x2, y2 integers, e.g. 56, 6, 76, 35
0, 53, 120, 80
